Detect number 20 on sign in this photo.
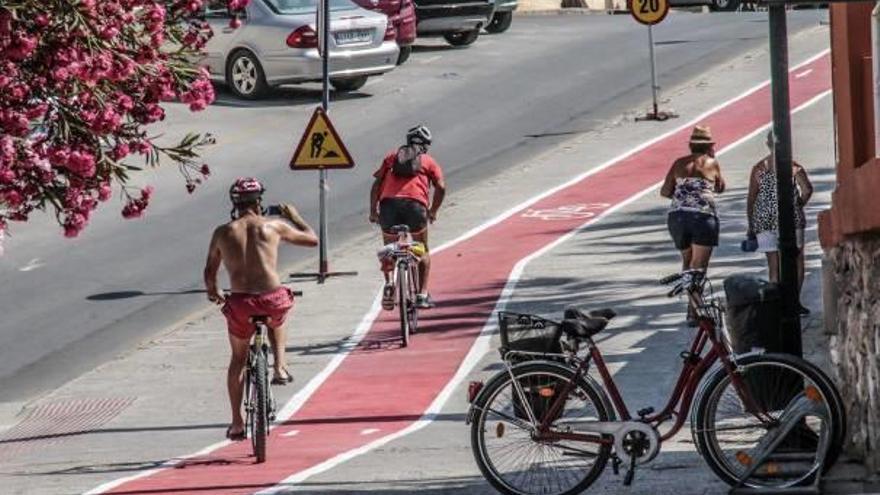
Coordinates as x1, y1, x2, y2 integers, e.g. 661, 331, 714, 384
628, 0, 669, 25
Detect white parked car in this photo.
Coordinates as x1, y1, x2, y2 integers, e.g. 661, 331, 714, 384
203, 0, 400, 99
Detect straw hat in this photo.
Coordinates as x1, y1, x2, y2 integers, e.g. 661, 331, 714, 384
689, 125, 715, 144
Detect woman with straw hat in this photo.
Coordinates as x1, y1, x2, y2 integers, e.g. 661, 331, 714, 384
661, 125, 726, 326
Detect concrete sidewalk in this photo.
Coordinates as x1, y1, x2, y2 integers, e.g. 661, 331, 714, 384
0, 24, 846, 495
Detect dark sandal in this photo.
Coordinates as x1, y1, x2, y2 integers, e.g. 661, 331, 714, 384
271, 368, 293, 385
226, 426, 246, 441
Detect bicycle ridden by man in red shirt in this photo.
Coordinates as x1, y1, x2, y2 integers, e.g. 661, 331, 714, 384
369, 125, 446, 309
203, 178, 318, 440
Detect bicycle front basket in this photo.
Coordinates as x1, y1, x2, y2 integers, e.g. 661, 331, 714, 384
497, 312, 562, 359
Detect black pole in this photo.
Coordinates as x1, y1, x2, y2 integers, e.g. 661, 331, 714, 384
768, 4, 803, 355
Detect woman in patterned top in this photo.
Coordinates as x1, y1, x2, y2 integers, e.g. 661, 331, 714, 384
661, 125, 726, 325
746, 131, 813, 315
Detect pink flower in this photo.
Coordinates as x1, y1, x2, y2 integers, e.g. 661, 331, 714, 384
140, 186, 154, 200
98, 182, 113, 201
112, 142, 130, 160
121, 199, 146, 219
229, 17, 242, 29
66, 150, 97, 178
63, 213, 87, 238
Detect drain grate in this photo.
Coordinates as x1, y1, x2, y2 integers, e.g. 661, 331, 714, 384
0, 397, 135, 458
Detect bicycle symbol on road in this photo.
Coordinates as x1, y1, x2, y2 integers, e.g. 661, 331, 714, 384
521, 203, 611, 221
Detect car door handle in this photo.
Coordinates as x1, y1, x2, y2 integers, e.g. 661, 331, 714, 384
222, 27, 236, 33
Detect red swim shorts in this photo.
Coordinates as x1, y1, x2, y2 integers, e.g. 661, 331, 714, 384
222, 287, 295, 339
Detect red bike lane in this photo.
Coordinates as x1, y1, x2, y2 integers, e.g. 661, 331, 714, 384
98, 53, 830, 495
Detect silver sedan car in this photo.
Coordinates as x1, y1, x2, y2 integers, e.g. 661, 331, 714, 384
203, 0, 400, 99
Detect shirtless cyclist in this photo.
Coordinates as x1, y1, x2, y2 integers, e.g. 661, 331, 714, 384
203, 177, 318, 440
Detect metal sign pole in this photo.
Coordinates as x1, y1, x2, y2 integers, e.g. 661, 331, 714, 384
288, 0, 356, 284
318, 0, 330, 281
648, 24, 659, 117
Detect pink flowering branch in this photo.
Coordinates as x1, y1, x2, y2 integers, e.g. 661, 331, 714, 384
0, 0, 241, 247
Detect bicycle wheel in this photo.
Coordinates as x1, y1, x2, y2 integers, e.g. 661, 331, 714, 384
251, 349, 270, 463
397, 261, 410, 347
471, 361, 612, 495
693, 353, 844, 488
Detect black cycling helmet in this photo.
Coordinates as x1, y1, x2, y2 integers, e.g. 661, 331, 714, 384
406, 125, 432, 147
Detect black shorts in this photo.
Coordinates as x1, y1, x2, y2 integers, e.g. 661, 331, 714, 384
379, 198, 428, 234
667, 210, 719, 250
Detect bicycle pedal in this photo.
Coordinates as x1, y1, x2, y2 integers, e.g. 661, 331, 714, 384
623, 467, 635, 486
611, 455, 621, 476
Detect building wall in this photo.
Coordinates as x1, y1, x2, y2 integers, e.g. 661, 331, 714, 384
822, 3, 880, 473
828, 237, 880, 470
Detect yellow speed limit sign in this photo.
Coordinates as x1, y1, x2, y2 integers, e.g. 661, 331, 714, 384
628, 0, 669, 25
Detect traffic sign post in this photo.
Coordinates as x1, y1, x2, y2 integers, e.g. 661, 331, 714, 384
629, 0, 678, 121
289, 0, 358, 284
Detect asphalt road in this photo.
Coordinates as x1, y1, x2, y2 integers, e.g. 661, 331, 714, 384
0, 11, 825, 402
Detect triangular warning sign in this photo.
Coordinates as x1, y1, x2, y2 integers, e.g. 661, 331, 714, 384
290, 107, 355, 170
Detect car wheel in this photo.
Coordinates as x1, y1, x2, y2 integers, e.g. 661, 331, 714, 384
330, 76, 368, 92
709, 0, 740, 11
485, 11, 512, 34
443, 29, 479, 47
226, 50, 268, 100
397, 45, 412, 65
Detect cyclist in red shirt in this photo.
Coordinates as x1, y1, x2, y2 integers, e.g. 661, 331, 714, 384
369, 125, 446, 309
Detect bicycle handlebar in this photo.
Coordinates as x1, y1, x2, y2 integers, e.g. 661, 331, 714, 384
659, 273, 683, 285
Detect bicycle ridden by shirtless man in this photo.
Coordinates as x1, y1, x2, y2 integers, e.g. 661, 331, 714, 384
203, 177, 318, 440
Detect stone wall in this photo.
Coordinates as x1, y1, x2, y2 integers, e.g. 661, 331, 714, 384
829, 233, 880, 471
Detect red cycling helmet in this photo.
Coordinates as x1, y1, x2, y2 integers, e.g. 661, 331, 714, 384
229, 177, 265, 204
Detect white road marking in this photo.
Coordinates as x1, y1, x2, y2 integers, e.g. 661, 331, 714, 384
19, 258, 44, 272
86, 48, 832, 495
282, 430, 300, 438
360, 428, 380, 435
795, 69, 813, 79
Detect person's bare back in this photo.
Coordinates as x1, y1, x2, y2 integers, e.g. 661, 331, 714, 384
205, 202, 318, 302
214, 216, 285, 294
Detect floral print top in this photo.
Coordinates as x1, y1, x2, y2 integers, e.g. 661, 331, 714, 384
670, 177, 717, 216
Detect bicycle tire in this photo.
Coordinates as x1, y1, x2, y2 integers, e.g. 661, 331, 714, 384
693, 353, 844, 488
397, 261, 410, 347
252, 348, 270, 463
471, 361, 611, 495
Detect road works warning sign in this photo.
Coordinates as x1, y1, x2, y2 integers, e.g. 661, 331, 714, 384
628, 0, 669, 25
290, 107, 355, 170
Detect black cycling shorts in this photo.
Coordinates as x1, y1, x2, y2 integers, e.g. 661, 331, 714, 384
667, 210, 719, 250
379, 197, 428, 234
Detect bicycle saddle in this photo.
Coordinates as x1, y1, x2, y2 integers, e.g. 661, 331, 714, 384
564, 306, 616, 322
560, 306, 616, 339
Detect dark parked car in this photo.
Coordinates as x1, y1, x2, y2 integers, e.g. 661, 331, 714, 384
412, 0, 495, 47
351, 0, 418, 64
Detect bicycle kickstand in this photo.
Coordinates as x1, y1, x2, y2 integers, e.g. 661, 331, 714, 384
623, 455, 637, 486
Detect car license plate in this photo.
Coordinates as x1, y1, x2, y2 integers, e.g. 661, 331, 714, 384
335, 29, 372, 46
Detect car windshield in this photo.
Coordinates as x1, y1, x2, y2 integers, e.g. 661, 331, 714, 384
264, 0, 358, 14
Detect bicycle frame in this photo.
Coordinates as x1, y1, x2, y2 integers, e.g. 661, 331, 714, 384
530, 290, 773, 446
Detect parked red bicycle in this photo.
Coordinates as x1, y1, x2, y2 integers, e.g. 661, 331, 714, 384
467, 270, 844, 494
